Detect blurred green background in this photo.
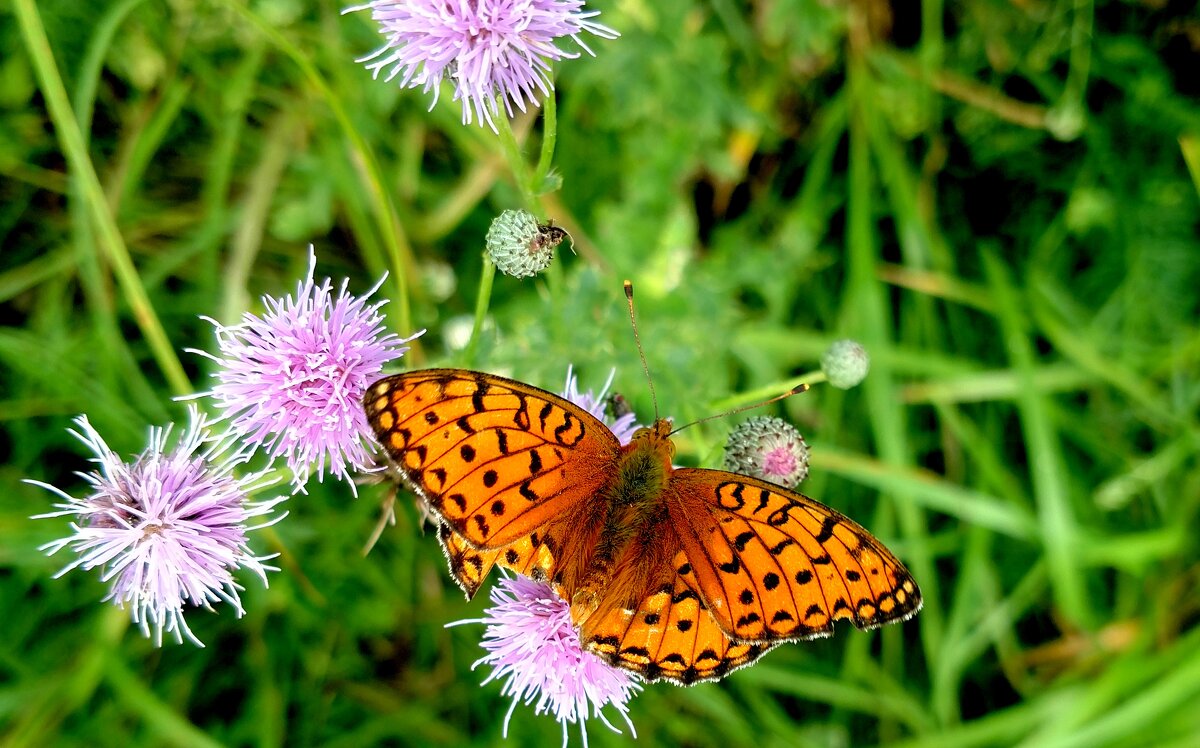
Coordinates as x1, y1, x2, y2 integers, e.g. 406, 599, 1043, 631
3, 0, 1199, 746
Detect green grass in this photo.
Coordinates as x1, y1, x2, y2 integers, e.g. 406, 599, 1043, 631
3, 0, 1199, 746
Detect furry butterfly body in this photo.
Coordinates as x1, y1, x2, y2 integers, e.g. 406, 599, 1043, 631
365, 368, 921, 684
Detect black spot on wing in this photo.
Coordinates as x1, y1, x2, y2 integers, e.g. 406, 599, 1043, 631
814, 516, 837, 544
553, 412, 574, 443
769, 539, 794, 555
519, 480, 539, 502
513, 394, 531, 429
672, 589, 699, 604
429, 467, 447, 488
735, 612, 760, 628
473, 515, 490, 535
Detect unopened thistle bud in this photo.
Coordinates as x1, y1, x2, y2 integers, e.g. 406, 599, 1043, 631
485, 210, 568, 278
724, 416, 810, 489
821, 339, 870, 389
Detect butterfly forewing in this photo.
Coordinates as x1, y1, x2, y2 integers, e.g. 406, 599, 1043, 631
667, 470, 922, 644
364, 370, 621, 549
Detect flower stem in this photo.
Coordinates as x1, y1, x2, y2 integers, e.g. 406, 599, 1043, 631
463, 254, 496, 368
495, 113, 536, 206
533, 91, 558, 194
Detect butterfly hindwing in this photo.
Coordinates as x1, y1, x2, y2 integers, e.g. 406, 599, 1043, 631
365, 370, 620, 549
437, 522, 557, 599
582, 567, 776, 684
667, 470, 921, 644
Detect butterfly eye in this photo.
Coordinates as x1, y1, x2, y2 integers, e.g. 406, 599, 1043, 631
631, 426, 651, 440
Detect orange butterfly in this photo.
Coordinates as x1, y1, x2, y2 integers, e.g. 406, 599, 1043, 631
364, 369, 921, 684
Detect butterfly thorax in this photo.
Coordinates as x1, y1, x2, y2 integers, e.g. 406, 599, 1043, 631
610, 419, 675, 508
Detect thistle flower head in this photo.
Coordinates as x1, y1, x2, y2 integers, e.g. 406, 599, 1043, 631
724, 416, 810, 488
193, 250, 423, 493
28, 408, 286, 647
347, 0, 619, 133
486, 210, 568, 278
561, 366, 640, 445
821, 339, 870, 390
451, 575, 641, 747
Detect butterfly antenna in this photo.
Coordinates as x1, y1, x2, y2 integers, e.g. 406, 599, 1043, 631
624, 280, 660, 421
668, 383, 810, 437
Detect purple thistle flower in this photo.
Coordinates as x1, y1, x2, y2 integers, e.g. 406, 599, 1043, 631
450, 575, 641, 747
560, 366, 640, 445
346, 0, 619, 133
28, 408, 286, 647
192, 250, 423, 494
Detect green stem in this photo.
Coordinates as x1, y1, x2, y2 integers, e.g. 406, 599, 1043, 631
463, 255, 496, 368
532, 90, 558, 194
1064, 0, 1094, 111
14, 0, 190, 397
494, 112, 536, 205
709, 371, 826, 412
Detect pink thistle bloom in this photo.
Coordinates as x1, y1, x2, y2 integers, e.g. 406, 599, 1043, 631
560, 366, 640, 446
346, 0, 619, 133
450, 575, 641, 747
724, 416, 810, 489
28, 408, 286, 647
193, 251, 423, 494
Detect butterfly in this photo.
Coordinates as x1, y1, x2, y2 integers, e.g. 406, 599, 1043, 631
363, 369, 921, 685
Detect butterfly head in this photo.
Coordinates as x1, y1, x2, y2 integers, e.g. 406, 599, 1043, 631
629, 419, 676, 458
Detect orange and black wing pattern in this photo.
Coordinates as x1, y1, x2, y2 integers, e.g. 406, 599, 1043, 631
435, 522, 562, 599
667, 469, 921, 644
364, 369, 621, 549
581, 556, 778, 684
